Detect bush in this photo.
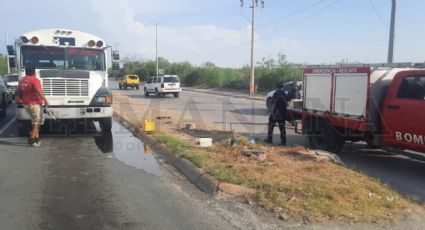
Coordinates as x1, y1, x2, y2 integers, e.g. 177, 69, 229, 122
110, 56, 302, 92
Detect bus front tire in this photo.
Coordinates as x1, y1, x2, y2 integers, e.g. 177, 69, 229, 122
100, 117, 112, 132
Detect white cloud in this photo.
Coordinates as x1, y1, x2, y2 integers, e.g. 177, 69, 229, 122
128, 0, 229, 14
87, 0, 252, 67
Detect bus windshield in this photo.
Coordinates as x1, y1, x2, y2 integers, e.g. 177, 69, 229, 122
20, 46, 106, 71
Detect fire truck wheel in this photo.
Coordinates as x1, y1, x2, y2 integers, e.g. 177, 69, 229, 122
100, 117, 112, 132
308, 120, 343, 153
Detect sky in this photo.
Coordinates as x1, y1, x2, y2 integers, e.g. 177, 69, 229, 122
0, 0, 424, 67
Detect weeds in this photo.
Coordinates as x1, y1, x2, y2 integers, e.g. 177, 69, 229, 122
152, 132, 409, 222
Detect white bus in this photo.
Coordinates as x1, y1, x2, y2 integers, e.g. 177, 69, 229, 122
11, 29, 114, 135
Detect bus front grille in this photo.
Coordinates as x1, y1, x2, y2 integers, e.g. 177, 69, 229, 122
42, 79, 89, 96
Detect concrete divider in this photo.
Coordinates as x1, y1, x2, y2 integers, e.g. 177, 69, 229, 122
113, 109, 219, 195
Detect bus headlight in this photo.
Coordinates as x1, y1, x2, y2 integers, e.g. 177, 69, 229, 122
96, 40, 104, 47
94, 96, 112, 104
95, 96, 106, 103
31, 36, 39, 44
88, 40, 96, 47
20, 36, 29, 43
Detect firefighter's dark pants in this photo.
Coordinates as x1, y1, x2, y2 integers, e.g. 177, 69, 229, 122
267, 119, 286, 146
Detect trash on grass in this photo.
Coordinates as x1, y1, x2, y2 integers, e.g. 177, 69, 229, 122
198, 138, 212, 147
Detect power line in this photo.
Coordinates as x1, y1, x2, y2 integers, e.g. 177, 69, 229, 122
368, 0, 389, 28
157, 0, 340, 59
207, 0, 340, 55
256, 0, 325, 29
165, 0, 326, 48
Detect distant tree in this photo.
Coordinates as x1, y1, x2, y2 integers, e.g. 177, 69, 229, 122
202, 61, 216, 68
113, 53, 301, 91
276, 52, 288, 67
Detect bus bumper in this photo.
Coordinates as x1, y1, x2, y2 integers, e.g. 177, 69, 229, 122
16, 106, 113, 120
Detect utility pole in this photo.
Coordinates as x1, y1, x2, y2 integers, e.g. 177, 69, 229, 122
156, 23, 159, 75
387, 0, 396, 64
241, 0, 264, 97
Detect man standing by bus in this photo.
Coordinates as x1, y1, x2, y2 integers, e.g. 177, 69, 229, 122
15, 66, 49, 147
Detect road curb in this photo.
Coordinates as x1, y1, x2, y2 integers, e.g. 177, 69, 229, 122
183, 88, 266, 102
113, 109, 219, 196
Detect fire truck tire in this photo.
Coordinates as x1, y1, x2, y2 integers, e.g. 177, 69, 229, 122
17, 120, 31, 137
308, 120, 343, 153
100, 117, 112, 132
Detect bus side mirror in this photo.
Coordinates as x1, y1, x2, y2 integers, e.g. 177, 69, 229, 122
6, 45, 16, 68
9, 57, 16, 68
112, 50, 120, 61
112, 62, 120, 70
7, 45, 15, 56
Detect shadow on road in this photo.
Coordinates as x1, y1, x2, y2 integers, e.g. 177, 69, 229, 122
340, 143, 425, 203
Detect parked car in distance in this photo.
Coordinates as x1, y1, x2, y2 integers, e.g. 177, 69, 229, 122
3, 74, 19, 97
119, 74, 140, 90
266, 81, 302, 111
144, 75, 181, 97
0, 76, 13, 117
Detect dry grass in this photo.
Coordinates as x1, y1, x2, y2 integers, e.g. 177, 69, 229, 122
153, 132, 408, 223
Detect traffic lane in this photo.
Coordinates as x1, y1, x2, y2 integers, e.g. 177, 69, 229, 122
0, 120, 260, 229
111, 81, 269, 131
0, 136, 45, 229
339, 144, 425, 203
0, 102, 17, 137
111, 81, 306, 146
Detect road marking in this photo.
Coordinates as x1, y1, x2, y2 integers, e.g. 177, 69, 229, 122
0, 117, 16, 136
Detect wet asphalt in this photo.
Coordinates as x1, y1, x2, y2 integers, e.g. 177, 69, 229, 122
0, 105, 267, 229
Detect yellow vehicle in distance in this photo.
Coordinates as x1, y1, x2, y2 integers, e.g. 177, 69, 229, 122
119, 74, 140, 90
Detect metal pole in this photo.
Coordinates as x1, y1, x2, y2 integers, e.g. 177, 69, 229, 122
249, 1, 256, 96
156, 23, 159, 76
387, 0, 396, 64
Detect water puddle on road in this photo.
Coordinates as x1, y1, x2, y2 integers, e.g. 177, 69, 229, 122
96, 121, 163, 176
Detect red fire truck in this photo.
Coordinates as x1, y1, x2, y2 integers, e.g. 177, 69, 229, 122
292, 63, 425, 153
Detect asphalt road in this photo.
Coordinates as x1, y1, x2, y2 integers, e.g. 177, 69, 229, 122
110, 79, 425, 203
0, 104, 279, 230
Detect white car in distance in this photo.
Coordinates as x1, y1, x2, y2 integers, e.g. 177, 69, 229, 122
144, 75, 181, 98
266, 81, 302, 111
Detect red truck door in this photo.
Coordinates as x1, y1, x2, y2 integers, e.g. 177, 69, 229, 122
381, 71, 425, 153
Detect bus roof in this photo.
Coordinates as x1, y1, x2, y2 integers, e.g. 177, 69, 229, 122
19, 28, 106, 49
